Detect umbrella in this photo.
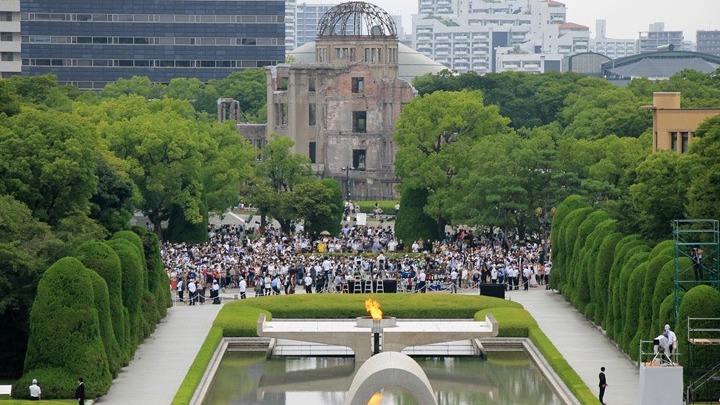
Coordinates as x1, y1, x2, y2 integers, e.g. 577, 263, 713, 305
319, 230, 331, 236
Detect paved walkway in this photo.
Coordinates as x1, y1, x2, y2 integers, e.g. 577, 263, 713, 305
96, 302, 223, 405
508, 287, 639, 405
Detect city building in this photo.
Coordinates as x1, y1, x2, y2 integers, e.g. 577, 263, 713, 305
697, 30, 720, 57
267, 2, 419, 200
602, 50, 720, 80
21, 0, 285, 89
286, 3, 407, 53
637, 23, 684, 53
647, 92, 720, 153
561, 52, 610, 76
0, 0, 21, 78
412, 0, 590, 74
590, 19, 637, 59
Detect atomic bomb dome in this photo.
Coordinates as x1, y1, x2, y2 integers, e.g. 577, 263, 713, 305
317, 2, 397, 38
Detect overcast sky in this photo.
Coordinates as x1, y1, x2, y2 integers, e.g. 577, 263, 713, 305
309, 0, 720, 40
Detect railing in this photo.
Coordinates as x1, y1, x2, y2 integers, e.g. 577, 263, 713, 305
686, 362, 720, 404
638, 339, 679, 368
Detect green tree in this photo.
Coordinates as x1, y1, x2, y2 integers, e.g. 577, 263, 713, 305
0, 79, 21, 116
629, 152, 689, 241
0, 108, 99, 225
395, 188, 440, 243
210, 68, 268, 123
394, 90, 512, 233
686, 115, 720, 220
100, 76, 165, 100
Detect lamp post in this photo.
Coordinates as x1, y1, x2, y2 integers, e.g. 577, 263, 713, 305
342, 166, 352, 201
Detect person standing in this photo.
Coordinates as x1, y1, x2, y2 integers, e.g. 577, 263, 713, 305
75, 377, 86, 405
665, 324, 677, 357
304, 274, 313, 294
238, 277, 247, 299
187, 278, 197, 305
28, 378, 41, 400
598, 366, 607, 404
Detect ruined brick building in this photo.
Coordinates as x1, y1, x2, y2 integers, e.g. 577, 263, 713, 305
264, 2, 440, 200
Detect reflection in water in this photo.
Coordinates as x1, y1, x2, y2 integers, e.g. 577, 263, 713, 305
203, 351, 562, 405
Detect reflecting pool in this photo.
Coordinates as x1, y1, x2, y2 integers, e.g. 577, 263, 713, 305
203, 351, 561, 405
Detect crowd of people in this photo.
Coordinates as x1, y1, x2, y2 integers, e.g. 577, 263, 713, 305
161, 220, 552, 302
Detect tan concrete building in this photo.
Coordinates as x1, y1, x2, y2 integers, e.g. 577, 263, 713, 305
265, 2, 417, 200
650, 92, 720, 153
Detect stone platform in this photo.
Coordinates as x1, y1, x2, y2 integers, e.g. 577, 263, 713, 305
256, 314, 498, 362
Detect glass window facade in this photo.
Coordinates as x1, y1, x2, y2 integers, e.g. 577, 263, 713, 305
21, 0, 285, 89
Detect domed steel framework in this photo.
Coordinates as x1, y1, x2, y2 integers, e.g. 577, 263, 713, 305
317, 2, 397, 38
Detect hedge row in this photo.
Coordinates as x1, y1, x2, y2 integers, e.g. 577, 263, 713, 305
551, 195, 720, 394
12, 230, 171, 400
171, 294, 596, 405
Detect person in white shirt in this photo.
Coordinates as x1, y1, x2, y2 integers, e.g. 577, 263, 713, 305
238, 277, 247, 299
417, 269, 427, 293
187, 279, 197, 305
664, 324, 677, 355
304, 274, 313, 294
29, 378, 41, 400
450, 269, 458, 293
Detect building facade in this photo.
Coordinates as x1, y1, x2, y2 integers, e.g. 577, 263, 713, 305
21, 0, 285, 89
637, 23, 684, 54
412, 0, 589, 74
0, 0, 21, 78
267, 2, 415, 200
697, 30, 720, 57
590, 20, 637, 59
649, 92, 720, 153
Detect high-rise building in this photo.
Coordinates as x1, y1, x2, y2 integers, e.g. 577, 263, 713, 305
412, 0, 589, 74
0, 0, 21, 78
590, 19, 637, 59
294, 3, 335, 49
21, 0, 285, 89
697, 30, 720, 57
637, 23, 683, 53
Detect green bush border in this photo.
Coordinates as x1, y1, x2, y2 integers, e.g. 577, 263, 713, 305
171, 295, 596, 405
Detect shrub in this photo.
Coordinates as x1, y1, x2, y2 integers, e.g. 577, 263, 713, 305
88, 270, 122, 376
312, 179, 344, 237
134, 227, 172, 317
107, 238, 145, 350
476, 307, 536, 337
575, 217, 613, 313
559, 207, 593, 297
676, 285, 720, 370
593, 232, 622, 326
214, 306, 273, 337
604, 235, 643, 338
612, 249, 649, 342
74, 241, 125, 375
18, 257, 111, 399
623, 262, 648, 356
651, 257, 692, 334
112, 230, 147, 287
549, 195, 590, 289
638, 251, 672, 340
394, 188, 439, 243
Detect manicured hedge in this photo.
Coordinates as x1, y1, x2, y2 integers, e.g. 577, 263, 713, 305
475, 307, 536, 337
16, 257, 112, 399
133, 227, 172, 318
74, 241, 125, 374
551, 194, 720, 392
593, 232, 622, 324
107, 238, 145, 350
88, 270, 122, 377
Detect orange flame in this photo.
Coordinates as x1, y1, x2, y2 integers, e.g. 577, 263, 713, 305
364, 298, 383, 320
367, 392, 383, 405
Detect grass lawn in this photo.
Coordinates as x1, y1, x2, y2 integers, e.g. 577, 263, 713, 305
171, 294, 597, 405
354, 200, 398, 215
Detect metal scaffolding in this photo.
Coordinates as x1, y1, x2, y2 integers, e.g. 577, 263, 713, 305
672, 219, 720, 321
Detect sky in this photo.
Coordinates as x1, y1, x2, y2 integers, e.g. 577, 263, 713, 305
307, 0, 720, 40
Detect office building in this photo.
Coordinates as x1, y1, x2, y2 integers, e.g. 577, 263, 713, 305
697, 30, 720, 57
0, 0, 21, 78
21, 0, 285, 89
412, 0, 589, 74
637, 23, 683, 53
648, 92, 720, 153
591, 20, 637, 59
